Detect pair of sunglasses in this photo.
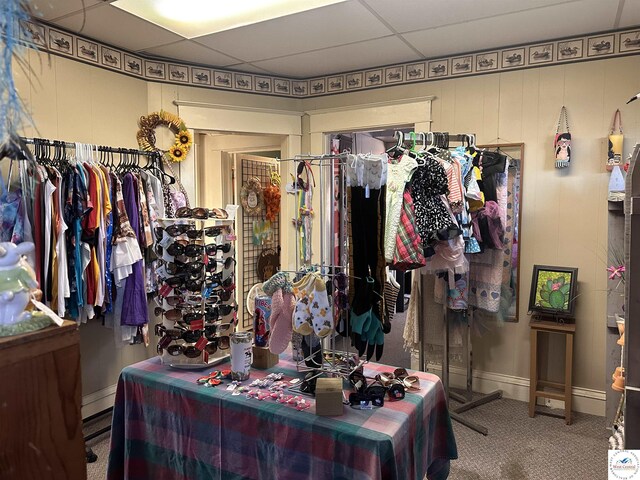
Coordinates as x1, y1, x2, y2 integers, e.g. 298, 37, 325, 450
204, 335, 230, 355
155, 225, 225, 239
203, 288, 234, 302
348, 391, 384, 408
206, 243, 232, 255
156, 325, 203, 343
163, 295, 203, 307
164, 277, 206, 292
166, 344, 202, 358
166, 242, 216, 258
205, 274, 234, 289
165, 260, 207, 276
154, 307, 184, 321
210, 256, 236, 272
204, 323, 233, 340
176, 207, 228, 219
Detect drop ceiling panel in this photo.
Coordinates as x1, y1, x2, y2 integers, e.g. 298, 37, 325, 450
142, 40, 240, 67
53, 4, 183, 52
403, 0, 619, 58
29, 0, 103, 22
363, 0, 580, 33
619, 0, 640, 28
194, 1, 391, 63
251, 36, 419, 77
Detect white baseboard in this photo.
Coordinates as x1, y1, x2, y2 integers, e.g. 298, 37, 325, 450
82, 384, 117, 419
413, 355, 605, 416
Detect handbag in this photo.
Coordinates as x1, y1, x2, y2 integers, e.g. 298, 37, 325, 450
554, 106, 571, 169
391, 186, 426, 271
607, 109, 623, 171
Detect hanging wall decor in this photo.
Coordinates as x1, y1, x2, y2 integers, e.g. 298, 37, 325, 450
136, 110, 192, 162
554, 106, 571, 169
256, 247, 279, 282
607, 109, 623, 171
241, 176, 265, 216
263, 168, 281, 221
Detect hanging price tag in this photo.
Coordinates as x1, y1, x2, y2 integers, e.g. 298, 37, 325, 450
189, 319, 204, 331
30, 298, 64, 326
195, 336, 208, 351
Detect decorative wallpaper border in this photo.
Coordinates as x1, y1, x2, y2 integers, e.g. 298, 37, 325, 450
20, 20, 640, 98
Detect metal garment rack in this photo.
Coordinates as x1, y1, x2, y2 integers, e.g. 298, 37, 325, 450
406, 130, 503, 435
20, 136, 156, 157
278, 154, 365, 388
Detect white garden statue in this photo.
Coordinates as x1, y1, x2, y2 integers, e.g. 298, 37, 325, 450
0, 242, 49, 336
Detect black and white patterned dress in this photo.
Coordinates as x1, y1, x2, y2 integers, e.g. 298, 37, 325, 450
411, 157, 457, 245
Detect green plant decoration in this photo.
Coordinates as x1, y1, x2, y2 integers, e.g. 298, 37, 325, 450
538, 276, 571, 309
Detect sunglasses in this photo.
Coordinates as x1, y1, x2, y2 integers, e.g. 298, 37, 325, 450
166, 242, 214, 258
205, 274, 234, 289
204, 304, 237, 321
210, 256, 236, 272
166, 260, 205, 276
167, 344, 203, 358
204, 322, 234, 340
348, 391, 384, 408
203, 287, 234, 301
176, 207, 228, 220
203, 335, 230, 355
155, 225, 226, 239
205, 243, 232, 255
154, 307, 183, 321
165, 277, 206, 292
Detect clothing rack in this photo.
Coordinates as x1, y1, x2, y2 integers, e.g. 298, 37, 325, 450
403, 130, 503, 435
20, 137, 156, 156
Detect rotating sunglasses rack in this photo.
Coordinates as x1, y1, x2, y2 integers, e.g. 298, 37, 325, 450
154, 214, 238, 369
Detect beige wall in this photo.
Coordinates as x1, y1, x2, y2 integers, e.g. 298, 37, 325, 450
303, 55, 640, 393
13, 51, 300, 414
15, 46, 640, 408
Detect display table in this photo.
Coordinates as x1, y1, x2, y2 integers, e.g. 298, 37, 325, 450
107, 353, 457, 480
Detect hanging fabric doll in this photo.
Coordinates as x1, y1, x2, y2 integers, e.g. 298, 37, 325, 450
607, 109, 623, 171
554, 106, 571, 169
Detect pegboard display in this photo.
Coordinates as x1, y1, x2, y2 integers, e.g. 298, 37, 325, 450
240, 157, 281, 329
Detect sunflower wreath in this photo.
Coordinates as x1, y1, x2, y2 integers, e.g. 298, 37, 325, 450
136, 110, 193, 162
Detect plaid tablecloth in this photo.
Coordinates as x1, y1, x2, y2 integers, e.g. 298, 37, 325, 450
107, 353, 457, 480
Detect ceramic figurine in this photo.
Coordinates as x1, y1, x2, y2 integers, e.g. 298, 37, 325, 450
0, 242, 39, 327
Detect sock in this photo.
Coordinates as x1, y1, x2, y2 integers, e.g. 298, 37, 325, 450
269, 290, 294, 355
291, 274, 315, 335
308, 277, 334, 338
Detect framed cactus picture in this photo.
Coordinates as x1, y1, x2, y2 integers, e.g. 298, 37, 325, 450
529, 265, 579, 317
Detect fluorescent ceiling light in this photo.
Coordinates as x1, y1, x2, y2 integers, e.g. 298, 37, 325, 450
112, 0, 348, 39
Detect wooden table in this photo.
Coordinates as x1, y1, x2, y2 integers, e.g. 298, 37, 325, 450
529, 320, 575, 424
0, 320, 86, 479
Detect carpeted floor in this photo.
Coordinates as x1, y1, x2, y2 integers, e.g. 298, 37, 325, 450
84, 310, 607, 479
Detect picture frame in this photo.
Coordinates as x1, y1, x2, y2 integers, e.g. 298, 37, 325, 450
310, 78, 326, 94
365, 69, 382, 87
427, 60, 448, 78
77, 38, 98, 62
476, 52, 498, 71
20, 21, 46, 47
557, 40, 583, 61
292, 80, 308, 96
528, 265, 579, 317
49, 29, 73, 55
214, 71, 232, 88
327, 75, 344, 92
529, 44, 553, 64
145, 61, 165, 79
255, 76, 272, 93
124, 54, 142, 75
451, 55, 472, 75
619, 31, 640, 52
192, 68, 211, 85
235, 73, 253, 90
101, 47, 121, 69
346, 72, 363, 90
385, 66, 403, 84
501, 48, 525, 68
406, 62, 426, 80
274, 78, 290, 94
587, 34, 614, 57
168, 64, 188, 82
